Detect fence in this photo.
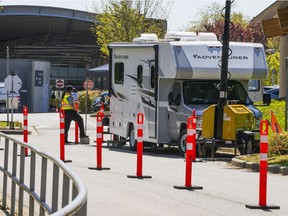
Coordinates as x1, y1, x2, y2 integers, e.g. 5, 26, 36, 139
0, 132, 87, 215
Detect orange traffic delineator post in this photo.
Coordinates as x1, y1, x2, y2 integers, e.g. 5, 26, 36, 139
174, 110, 203, 190
59, 109, 72, 163
75, 103, 79, 144
89, 112, 110, 171
127, 112, 152, 179
246, 120, 279, 210
23, 106, 29, 156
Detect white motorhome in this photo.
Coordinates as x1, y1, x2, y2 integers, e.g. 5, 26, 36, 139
109, 32, 268, 155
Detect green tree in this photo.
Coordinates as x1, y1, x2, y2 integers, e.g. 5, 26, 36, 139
186, 1, 281, 86
92, 0, 173, 58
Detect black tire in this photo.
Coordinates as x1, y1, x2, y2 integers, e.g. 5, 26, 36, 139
129, 125, 137, 151
245, 138, 256, 155
178, 129, 187, 156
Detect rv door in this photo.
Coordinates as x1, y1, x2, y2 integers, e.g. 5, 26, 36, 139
142, 63, 156, 138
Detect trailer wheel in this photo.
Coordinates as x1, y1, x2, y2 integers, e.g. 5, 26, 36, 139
245, 138, 254, 155
129, 125, 137, 151
178, 129, 186, 156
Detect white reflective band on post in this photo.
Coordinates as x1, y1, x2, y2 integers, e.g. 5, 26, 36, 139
191, 129, 196, 135
24, 116, 28, 120
60, 129, 65, 134
260, 153, 268, 161
23, 126, 28, 130
60, 118, 65, 123
97, 122, 102, 127
187, 129, 193, 135
186, 143, 193, 150
138, 137, 143, 142
260, 135, 268, 143
193, 118, 196, 124
138, 124, 143, 130
97, 133, 102, 138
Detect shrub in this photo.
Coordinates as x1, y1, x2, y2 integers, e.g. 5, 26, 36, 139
268, 132, 288, 156
78, 91, 93, 112
77, 89, 105, 112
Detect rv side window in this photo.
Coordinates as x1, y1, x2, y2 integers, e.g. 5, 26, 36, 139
151, 66, 155, 89
137, 65, 143, 84
248, 80, 260, 91
114, 62, 124, 84
172, 82, 181, 104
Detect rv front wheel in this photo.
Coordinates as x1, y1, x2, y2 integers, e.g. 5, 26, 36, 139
178, 129, 187, 156
129, 125, 137, 151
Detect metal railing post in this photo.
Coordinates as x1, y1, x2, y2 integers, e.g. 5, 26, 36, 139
18, 146, 25, 216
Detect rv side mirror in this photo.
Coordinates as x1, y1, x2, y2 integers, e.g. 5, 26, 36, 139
168, 92, 173, 105
263, 92, 271, 105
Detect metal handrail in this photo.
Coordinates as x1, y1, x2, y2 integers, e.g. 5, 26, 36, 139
0, 132, 87, 215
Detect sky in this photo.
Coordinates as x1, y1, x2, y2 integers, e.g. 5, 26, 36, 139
1, 0, 276, 31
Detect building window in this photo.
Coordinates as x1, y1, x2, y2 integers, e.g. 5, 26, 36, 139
137, 65, 143, 84
114, 62, 124, 84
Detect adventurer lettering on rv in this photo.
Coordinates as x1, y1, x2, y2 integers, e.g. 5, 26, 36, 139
114, 54, 129, 59
192, 54, 248, 60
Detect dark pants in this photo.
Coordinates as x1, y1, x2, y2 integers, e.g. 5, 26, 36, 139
64, 110, 85, 142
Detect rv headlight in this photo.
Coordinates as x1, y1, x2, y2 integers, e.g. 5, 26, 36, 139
196, 116, 202, 129
255, 116, 262, 130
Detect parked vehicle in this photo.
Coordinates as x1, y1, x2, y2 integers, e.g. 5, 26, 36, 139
108, 32, 269, 155
91, 91, 109, 112
264, 87, 279, 99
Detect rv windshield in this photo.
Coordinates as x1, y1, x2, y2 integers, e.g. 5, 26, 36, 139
183, 81, 253, 105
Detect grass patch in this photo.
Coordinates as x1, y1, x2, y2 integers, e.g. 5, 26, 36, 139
238, 154, 288, 166
0, 121, 22, 129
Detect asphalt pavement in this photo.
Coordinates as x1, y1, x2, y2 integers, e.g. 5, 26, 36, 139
1, 112, 288, 216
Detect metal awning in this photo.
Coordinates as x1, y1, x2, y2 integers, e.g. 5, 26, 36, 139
0, 5, 100, 65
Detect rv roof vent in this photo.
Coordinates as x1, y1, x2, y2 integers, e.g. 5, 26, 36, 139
165, 31, 197, 41
133, 33, 158, 42
197, 32, 218, 41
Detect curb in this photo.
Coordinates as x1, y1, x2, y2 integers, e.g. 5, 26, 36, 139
231, 156, 288, 175
0, 129, 32, 135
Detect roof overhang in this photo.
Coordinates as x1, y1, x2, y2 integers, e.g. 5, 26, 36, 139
251, 0, 288, 38
0, 5, 99, 65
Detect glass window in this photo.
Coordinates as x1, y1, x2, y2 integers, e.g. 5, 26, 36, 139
183, 81, 252, 105
137, 65, 143, 84
151, 66, 155, 88
172, 82, 181, 104
248, 80, 260, 91
114, 62, 124, 84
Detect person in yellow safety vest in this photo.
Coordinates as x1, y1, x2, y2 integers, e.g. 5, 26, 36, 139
62, 85, 89, 144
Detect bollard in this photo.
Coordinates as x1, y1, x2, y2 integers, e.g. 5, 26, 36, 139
174, 110, 203, 190
59, 109, 72, 163
75, 103, 79, 144
246, 120, 279, 210
192, 110, 197, 161
127, 112, 151, 179
23, 106, 29, 156
88, 112, 110, 171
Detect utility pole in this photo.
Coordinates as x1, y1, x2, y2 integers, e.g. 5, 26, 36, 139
215, 0, 231, 139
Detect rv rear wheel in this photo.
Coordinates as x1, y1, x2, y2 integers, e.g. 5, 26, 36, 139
178, 129, 187, 156
129, 125, 137, 151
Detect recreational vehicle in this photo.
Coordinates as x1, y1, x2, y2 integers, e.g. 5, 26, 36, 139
109, 32, 268, 155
